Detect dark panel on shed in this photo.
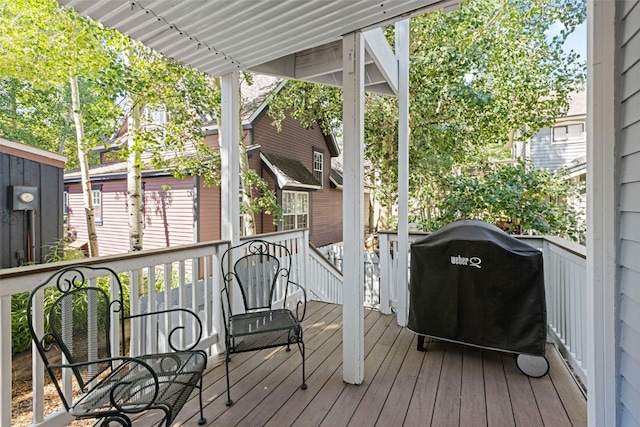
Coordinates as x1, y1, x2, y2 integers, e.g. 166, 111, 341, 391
1, 153, 11, 268
1, 152, 64, 268
39, 165, 64, 262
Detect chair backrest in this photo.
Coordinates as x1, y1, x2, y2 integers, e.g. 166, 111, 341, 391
222, 240, 293, 312
27, 265, 126, 407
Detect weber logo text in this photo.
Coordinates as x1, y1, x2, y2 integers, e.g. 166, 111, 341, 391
450, 255, 482, 269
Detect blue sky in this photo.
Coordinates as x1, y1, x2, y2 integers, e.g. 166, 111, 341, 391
563, 21, 587, 60
547, 19, 587, 60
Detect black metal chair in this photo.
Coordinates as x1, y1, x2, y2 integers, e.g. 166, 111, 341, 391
27, 265, 207, 426
221, 239, 307, 406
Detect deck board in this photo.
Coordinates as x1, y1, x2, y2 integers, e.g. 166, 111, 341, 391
459, 346, 487, 427
172, 301, 587, 426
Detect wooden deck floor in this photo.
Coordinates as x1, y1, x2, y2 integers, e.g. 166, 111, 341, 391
172, 301, 587, 426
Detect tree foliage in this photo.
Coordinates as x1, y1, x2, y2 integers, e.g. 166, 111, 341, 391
269, 0, 586, 238
1, 0, 224, 253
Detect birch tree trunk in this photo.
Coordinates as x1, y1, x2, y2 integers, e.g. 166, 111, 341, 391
70, 74, 99, 257
127, 99, 144, 252
239, 131, 256, 236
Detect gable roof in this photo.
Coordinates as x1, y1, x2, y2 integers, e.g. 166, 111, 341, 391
260, 151, 321, 190
330, 157, 343, 189
564, 90, 587, 118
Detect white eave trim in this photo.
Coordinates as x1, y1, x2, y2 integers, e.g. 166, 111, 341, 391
0, 137, 67, 165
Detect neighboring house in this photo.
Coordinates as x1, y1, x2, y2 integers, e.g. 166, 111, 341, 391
0, 138, 66, 267
520, 90, 587, 172
64, 75, 343, 255
515, 91, 587, 240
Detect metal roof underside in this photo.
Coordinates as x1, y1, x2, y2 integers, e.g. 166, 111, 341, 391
57, 0, 459, 95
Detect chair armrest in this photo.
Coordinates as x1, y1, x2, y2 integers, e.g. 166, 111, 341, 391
51, 356, 160, 413
287, 281, 307, 322
126, 308, 203, 351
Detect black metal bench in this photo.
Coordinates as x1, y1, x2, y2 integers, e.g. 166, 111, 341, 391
27, 265, 207, 426
221, 239, 307, 406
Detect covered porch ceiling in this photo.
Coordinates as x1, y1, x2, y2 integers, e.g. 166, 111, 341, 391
58, 0, 459, 94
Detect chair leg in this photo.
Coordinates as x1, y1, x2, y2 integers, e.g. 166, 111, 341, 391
197, 375, 207, 425
298, 340, 307, 390
225, 350, 234, 406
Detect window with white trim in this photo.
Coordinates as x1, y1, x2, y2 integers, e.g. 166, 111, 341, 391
282, 190, 309, 231
145, 106, 167, 143
552, 122, 585, 143
313, 150, 323, 188
91, 186, 102, 225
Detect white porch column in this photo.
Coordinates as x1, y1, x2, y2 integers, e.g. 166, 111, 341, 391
586, 1, 617, 426
395, 19, 410, 327
220, 72, 241, 245
342, 31, 365, 385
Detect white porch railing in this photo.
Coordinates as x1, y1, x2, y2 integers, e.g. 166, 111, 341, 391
377, 231, 588, 386
0, 228, 587, 425
0, 230, 308, 427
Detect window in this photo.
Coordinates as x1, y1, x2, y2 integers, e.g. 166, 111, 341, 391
63, 188, 69, 216
63, 188, 69, 227
552, 122, 585, 143
145, 106, 167, 143
91, 186, 102, 225
282, 190, 309, 231
313, 150, 324, 188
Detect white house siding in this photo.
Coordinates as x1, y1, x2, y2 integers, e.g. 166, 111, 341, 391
619, 1, 640, 425
529, 126, 587, 171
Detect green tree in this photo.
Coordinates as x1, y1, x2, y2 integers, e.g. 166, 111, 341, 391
0, 0, 124, 256
269, 0, 585, 237
115, 40, 220, 251
1, 0, 223, 253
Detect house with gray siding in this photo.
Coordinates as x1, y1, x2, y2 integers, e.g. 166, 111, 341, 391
526, 90, 587, 172
64, 76, 343, 255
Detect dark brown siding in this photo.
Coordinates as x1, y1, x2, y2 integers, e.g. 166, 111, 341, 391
252, 115, 343, 246
199, 182, 221, 242
0, 151, 64, 267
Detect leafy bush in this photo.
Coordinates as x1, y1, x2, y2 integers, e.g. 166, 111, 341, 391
12, 273, 131, 355
417, 159, 584, 240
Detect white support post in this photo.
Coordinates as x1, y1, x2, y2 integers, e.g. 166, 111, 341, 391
221, 72, 242, 323
221, 72, 241, 245
396, 19, 410, 327
342, 31, 365, 385
379, 232, 391, 314
586, 1, 618, 426
1, 296, 13, 426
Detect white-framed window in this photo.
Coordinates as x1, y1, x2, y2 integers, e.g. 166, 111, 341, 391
282, 190, 309, 231
63, 188, 69, 227
313, 150, 324, 188
552, 122, 585, 143
91, 186, 102, 225
145, 106, 167, 143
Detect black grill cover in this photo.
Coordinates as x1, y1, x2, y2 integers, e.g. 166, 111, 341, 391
408, 219, 546, 356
